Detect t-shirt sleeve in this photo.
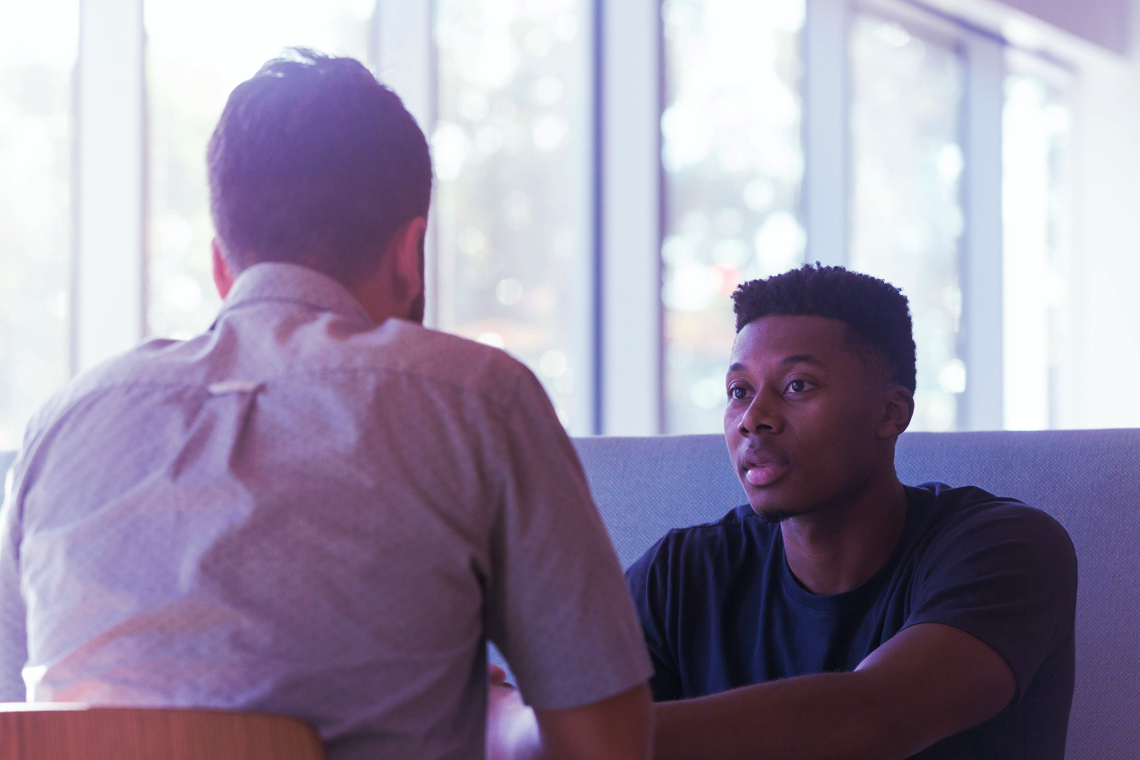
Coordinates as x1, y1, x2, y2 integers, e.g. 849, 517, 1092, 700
626, 539, 685, 702
904, 490, 1077, 701
483, 368, 653, 711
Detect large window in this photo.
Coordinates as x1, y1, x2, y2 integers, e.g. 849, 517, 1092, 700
433, 0, 593, 431
661, 0, 804, 434
849, 13, 966, 431
145, 0, 373, 339
0, 1, 76, 450
0, 0, 1089, 448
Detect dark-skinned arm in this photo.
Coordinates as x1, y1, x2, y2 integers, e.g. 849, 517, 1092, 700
652, 622, 1015, 760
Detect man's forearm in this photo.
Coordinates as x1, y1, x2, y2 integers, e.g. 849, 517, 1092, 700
653, 672, 908, 760
652, 622, 1018, 760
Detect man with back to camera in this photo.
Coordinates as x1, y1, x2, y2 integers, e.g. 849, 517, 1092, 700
627, 264, 1077, 759
0, 49, 654, 760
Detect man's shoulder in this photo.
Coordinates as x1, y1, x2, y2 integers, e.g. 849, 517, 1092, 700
910, 481, 1065, 526
381, 321, 526, 373
123, 318, 531, 399
23, 321, 539, 453
659, 503, 767, 544
906, 482, 1075, 563
343, 320, 541, 408
24, 337, 184, 424
628, 504, 776, 580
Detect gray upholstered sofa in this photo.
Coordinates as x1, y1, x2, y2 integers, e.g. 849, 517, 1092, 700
574, 430, 1140, 760
3, 429, 1138, 758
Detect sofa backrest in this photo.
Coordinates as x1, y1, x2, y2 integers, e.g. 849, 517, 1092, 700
3, 430, 1137, 758
574, 429, 1140, 760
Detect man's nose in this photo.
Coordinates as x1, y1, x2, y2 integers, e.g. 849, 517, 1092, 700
739, 389, 781, 436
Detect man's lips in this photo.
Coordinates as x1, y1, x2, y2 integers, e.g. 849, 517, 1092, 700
740, 454, 791, 487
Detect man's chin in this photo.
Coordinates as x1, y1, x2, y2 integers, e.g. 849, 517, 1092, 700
749, 506, 801, 526
746, 493, 813, 525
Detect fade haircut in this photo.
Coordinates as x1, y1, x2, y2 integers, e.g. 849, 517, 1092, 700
207, 48, 432, 284
732, 264, 917, 393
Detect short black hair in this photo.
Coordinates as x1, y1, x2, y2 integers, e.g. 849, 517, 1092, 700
732, 264, 917, 393
207, 48, 432, 283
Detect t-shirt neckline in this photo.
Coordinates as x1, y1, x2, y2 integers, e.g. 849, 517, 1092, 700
776, 486, 930, 614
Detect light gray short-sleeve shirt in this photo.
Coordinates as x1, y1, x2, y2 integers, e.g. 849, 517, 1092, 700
0, 263, 652, 760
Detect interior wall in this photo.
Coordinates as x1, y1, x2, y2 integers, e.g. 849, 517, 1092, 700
1061, 0, 1140, 428
1001, 0, 1130, 54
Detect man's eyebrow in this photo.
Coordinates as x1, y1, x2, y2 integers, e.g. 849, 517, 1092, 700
779, 354, 825, 368
727, 355, 825, 374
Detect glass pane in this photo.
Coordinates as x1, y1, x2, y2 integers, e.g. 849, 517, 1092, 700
0, 2, 77, 450
146, 0, 375, 340
662, 0, 805, 434
849, 15, 965, 432
1003, 63, 1072, 430
434, 0, 592, 433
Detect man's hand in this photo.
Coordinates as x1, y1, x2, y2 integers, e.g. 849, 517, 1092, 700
486, 663, 653, 760
487, 665, 539, 760
652, 623, 1016, 760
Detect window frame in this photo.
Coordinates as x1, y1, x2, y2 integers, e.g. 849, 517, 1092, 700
62, 0, 1067, 436
846, 0, 1008, 431
75, 0, 146, 374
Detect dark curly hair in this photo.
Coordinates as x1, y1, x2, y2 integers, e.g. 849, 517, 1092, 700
207, 48, 432, 284
732, 264, 917, 393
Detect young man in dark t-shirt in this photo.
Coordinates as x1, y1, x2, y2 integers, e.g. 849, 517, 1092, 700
626, 265, 1077, 760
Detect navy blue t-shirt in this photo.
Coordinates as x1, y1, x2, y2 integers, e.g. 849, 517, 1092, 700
626, 483, 1077, 759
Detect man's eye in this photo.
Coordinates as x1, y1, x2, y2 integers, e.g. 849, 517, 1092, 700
785, 379, 808, 394
729, 386, 748, 400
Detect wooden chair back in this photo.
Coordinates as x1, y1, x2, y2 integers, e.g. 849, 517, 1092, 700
0, 703, 327, 760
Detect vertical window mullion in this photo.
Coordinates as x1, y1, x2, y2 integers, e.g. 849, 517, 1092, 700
1002, 52, 1074, 431
600, 0, 662, 435
960, 32, 1005, 430
802, 0, 849, 268
75, 0, 146, 372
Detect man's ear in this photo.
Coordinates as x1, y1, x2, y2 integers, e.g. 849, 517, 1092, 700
878, 385, 915, 439
212, 239, 235, 299
387, 216, 427, 310
389, 217, 427, 287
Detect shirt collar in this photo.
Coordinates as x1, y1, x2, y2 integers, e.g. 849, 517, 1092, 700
214, 262, 374, 327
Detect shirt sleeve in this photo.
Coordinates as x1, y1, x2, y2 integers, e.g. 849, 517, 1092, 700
904, 489, 1077, 701
0, 449, 29, 701
483, 368, 653, 711
626, 539, 685, 702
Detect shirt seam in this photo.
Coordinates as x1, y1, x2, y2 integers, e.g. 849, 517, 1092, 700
38, 364, 522, 425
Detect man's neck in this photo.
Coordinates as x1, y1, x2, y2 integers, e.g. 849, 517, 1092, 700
780, 473, 908, 596
346, 264, 423, 327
